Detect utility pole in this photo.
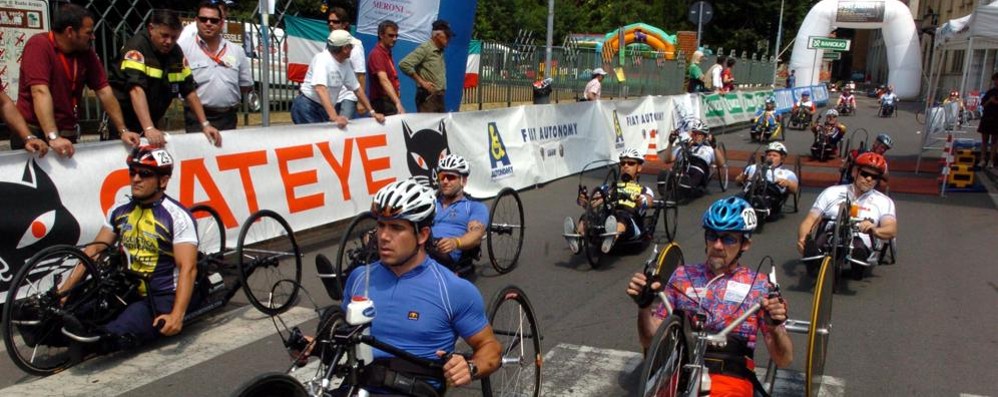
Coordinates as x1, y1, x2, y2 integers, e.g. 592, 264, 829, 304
545, 0, 553, 77
774, 0, 785, 86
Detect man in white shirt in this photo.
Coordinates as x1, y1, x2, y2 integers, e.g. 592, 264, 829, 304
736, 142, 799, 220
583, 68, 608, 101
178, 1, 251, 132
327, 7, 366, 119
662, 119, 725, 191
708, 55, 725, 92
290, 30, 384, 128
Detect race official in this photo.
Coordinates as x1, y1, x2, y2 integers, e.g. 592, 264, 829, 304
178, 0, 252, 132
14, 3, 131, 157
399, 20, 453, 113
109, 9, 221, 147
291, 30, 383, 128
367, 20, 404, 115
327, 7, 366, 119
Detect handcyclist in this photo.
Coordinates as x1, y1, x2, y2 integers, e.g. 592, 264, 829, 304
327, 179, 501, 394
879, 85, 898, 116
797, 153, 897, 269
840, 133, 893, 183
564, 148, 655, 254
750, 96, 780, 142
837, 86, 857, 114
428, 154, 488, 275
791, 91, 816, 123
662, 119, 726, 191
736, 142, 799, 220
626, 196, 793, 395
810, 109, 846, 159
57, 145, 201, 352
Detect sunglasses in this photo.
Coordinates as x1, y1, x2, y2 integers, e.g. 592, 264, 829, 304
858, 170, 882, 180
128, 168, 158, 179
704, 230, 741, 246
621, 160, 640, 166
385, 33, 399, 38
197, 16, 222, 25
328, 19, 343, 24
438, 173, 460, 182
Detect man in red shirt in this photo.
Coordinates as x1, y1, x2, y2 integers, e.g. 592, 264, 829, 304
367, 20, 404, 115
15, 3, 132, 157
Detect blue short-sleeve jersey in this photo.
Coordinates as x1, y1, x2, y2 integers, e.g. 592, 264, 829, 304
341, 256, 489, 361
431, 197, 489, 262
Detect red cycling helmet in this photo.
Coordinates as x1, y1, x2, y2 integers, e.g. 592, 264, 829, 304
854, 152, 887, 175
127, 145, 174, 175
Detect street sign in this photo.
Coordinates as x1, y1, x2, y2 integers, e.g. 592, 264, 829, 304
823, 52, 842, 61
808, 36, 851, 51
688, 1, 714, 25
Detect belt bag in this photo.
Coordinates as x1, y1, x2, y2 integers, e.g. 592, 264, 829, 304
361, 358, 445, 397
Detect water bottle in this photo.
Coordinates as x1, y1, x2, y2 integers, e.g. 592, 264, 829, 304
699, 366, 712, 395
347, 296, 376, 364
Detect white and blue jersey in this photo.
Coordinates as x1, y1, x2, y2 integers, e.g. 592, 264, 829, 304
341, 256, 489, 361
431, 197, 489, 262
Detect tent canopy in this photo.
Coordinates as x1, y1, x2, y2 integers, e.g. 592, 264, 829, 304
936, 2, 998, 49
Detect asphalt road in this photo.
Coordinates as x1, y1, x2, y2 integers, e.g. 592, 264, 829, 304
1, 95, 995, 396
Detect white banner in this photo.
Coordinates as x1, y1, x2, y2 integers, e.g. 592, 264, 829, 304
357, 0, 441, 44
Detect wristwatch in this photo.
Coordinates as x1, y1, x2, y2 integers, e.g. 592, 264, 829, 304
46, 132, 59, 141
201, 120, 211, 127
466, 359, 479, 378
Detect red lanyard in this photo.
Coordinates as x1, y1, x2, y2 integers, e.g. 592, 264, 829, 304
199, 38, 228, 66
48, 32, 79, 111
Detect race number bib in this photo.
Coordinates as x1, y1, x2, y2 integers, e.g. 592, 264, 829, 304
724, 281, 751, 303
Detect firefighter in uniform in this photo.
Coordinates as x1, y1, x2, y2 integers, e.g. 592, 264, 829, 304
109, 9, 221, 147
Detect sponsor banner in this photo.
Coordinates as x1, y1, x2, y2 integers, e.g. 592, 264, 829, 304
357, 0, 441, 44
0, 0, 48, 99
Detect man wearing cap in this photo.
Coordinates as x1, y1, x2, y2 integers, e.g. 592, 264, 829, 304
399, 20, 453, 112
583, 68, 608, 101
326, 7, 366, 119
291, 29, 384, 128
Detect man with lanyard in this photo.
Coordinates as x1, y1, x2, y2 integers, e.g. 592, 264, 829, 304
179, 0, 234, 43
367, 20, 405, 116
15, 3, 132, 157
750, 96, 780, 142
58, 146, 201, 352
327, 7, 367, 119
400, 20, 454, 112
179, 0, 252, 133
662, 119, 726, 192
879, 85, 899, 116
798, 152, 897, 270
291, 30, 384, 127
627, 197, 793, 395
736, 142, 799, 221
334, 179, 500, 395
2, 81, 48, 156
564, 148, 655, 255
109, 9, 221, 148
837, 86, 856, 114
810, 109, 846, 160
428, 155, 488, 275
791, 91, 816, 123
841, 133, 892, 183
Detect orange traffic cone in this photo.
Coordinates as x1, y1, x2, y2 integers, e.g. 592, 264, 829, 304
645, 129, 659, 162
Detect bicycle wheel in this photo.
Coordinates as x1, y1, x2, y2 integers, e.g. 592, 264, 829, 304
237, 210, 302, 316
582, 206, 603, 268
806, 256, 834, 397
715, 142, 729, 192
488, 188, 525, 274
659, 172, 678, 242
189, 204, 226, 261
2, 245, 101, 376
234, 372, 309, 397
791, 155, 802, 213
335, 211, 379, 300
639, 314, 687, 397
830, 205, 849, 293
482, 285, 542, 397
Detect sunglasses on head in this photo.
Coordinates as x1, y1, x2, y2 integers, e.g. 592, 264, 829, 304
197, 16, 221, 25
704, 230, 741, 245
128, 167, 158, 179
858, 169, 882, 180
438, 173, 460, 182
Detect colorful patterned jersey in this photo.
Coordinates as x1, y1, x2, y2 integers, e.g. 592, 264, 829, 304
105, 196, 197, 295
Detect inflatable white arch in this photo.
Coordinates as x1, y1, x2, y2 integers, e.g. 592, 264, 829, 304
789, 0, 921, 99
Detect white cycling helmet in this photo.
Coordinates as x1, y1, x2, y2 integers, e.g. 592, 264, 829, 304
371, 179, 436, 227
765, 142, 788, 156
437, 154, 470, 176
689, 119, 710, 135
618, 148, 645, 164
824, 109, 839, 117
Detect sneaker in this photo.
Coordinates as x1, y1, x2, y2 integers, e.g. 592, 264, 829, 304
602, 214, 617, 254
563, 217, 579, 254
61, 314, 101, 343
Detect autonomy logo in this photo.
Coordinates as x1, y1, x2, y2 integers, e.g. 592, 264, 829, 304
612, 110, 625, 149
487, 122, 514, 180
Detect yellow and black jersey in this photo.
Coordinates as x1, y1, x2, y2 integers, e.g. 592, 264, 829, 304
611, 180, 654, 214
109, 29, 195, 132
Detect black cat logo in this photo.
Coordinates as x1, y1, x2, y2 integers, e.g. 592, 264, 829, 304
0, 160, 81, 300
402, 120, 450, 188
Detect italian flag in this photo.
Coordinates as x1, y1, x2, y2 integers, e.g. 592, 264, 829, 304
285, 16, 327, 83
464, 40, 480, 88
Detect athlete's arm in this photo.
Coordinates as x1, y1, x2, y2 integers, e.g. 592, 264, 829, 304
797, 210, 822, 254
440, 326, 501, 386
859, 215, 896, 240
154, 242, 197, 336
761, 298, 794, 367
60, 227, 117, 297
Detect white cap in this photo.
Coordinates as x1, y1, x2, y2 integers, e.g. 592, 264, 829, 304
327, 29, 354, 47
593, 68, 608, 76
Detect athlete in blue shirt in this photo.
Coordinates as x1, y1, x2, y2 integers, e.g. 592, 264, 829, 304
429, 154, 488, 273
338, 179, 500, 392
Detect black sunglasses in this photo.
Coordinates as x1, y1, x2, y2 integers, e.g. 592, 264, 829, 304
128, 168, 158, 179
858, 170, 882, 180
197, 16, 222, 25
328, 19, 343, 24
620, 160, 640, 166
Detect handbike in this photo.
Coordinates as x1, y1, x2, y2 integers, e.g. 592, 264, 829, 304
1, 206, 302, 376
801, 195, 896, 291
740, 152, 801, 232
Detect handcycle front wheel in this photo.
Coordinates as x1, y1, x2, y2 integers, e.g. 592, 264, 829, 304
482, 285, 542, 397
658, 171, 679, 242
714, 142, 729, 192
639, 314, 688, 397
2, 245, 103, 376
487, 187, 525, 274
335, 211, 379, 300
189, 204, 227, 265
236, 210, 302, 316
234, 372, 309, 397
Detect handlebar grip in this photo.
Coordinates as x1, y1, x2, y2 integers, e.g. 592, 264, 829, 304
632, 269, 657, 309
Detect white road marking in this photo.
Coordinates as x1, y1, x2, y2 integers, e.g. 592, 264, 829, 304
0, 305, 316, 397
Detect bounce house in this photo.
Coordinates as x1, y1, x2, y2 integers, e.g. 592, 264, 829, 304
596, 23, 678, 61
